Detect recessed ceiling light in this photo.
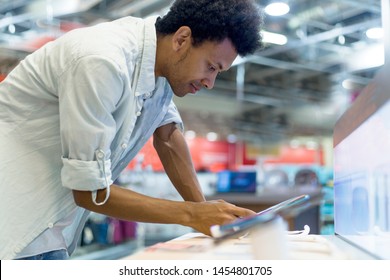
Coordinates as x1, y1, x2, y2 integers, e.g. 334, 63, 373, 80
264, 2, 290, 16
342, 79, 354, 90
184, 130, 196, 140
206, 132, 218, 142
227, 134, 237, 143
262, 31, 288, 45
366, 27, 383, 39
338, 35, 346, 45
8, 24, 16, 34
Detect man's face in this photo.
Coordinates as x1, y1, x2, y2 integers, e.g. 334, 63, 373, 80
165, 38, 238, 97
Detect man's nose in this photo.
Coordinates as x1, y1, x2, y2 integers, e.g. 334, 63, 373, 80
202, 75, 217, 90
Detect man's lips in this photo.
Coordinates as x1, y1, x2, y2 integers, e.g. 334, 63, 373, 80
190, 83, 200, 93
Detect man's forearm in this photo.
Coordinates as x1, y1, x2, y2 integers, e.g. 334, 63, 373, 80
73, 185, 193, 225
153, 124, 205, 202
72, 185, 256, 236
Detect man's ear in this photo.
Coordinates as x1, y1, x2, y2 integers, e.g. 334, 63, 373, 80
172, 26, 192, 51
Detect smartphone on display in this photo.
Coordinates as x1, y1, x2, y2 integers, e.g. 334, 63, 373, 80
211, 212, 277, 242
256, 194, 310, 217
210, 194, 311, 241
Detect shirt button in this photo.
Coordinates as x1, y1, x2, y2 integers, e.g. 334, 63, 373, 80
97, 152, 104, 159
14, 247, 21, 254
121, 143, 127, 149
48, 223, 54, 228
136, 111, 141, 116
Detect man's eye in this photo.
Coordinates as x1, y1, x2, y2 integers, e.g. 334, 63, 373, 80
209, 65, 216, 72
209, 64, 222, 75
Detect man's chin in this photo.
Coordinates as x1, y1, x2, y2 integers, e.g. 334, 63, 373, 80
172, 90, 190, 98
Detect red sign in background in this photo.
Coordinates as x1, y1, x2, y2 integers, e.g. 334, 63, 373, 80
126, 136, 324, 172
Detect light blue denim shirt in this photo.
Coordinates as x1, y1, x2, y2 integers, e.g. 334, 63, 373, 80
0, 16, 183, 259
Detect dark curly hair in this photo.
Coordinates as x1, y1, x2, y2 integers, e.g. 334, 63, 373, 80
155, 0, 263, 56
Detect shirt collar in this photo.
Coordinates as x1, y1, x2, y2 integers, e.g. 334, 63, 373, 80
135, 16, 159, 96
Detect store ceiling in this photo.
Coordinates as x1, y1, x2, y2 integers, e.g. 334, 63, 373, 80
0, 0, 384, 145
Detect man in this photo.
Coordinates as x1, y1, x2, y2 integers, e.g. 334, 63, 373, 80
0, 0, 263, 259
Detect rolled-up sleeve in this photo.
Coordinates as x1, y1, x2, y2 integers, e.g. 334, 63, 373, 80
58, 55, 124, 192
61, 156, 112, 191
159, 100, 184, 132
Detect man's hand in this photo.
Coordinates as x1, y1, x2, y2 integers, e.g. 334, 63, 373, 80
73, 186, 255, 237
185, 200, 256, 236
